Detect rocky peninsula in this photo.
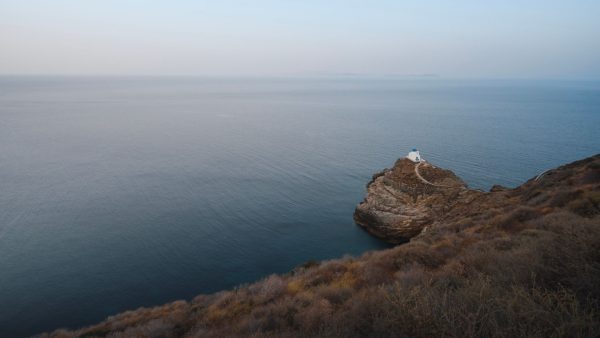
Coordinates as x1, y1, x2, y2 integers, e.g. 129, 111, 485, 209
354, 158, 479, 243
354, 154, 600, 246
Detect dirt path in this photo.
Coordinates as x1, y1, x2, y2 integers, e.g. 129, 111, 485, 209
414, 162, 459, 188
535, 169, 552, 181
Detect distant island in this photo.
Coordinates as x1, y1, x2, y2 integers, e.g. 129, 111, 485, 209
41, 154, 600, 337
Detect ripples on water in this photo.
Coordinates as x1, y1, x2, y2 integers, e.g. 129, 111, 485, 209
0, 77, 599, 336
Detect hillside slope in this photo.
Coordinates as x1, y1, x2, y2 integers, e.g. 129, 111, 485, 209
42, 155, 600, 338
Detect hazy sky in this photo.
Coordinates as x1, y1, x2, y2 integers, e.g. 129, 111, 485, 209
1, 1, 599, 78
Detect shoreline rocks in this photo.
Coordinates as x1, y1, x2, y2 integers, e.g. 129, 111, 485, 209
354, 155, 600, 244
353, 158, 482, 243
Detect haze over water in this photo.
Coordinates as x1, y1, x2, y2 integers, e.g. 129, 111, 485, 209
1, 76, 599, 337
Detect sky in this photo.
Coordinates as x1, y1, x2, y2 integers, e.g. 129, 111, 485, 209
1, 0, 599, 78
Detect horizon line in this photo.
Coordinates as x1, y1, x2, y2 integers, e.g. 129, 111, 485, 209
1, 73, 599, 82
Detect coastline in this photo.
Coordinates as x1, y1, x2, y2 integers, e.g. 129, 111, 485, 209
41, 154, 600, 337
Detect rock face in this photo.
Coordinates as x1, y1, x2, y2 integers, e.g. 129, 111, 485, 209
354, 158, 482, 243
355, 155, 600, 244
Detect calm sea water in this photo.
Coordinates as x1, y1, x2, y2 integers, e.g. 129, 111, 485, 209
1, 77, 599, 337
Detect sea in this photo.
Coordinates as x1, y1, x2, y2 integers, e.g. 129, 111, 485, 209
0, 76, 598, 337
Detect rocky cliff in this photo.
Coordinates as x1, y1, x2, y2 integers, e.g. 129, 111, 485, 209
354, 158, 481, 243
355, 155, 600, 244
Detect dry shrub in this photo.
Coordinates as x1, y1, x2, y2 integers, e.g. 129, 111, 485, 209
394, 265, 429, 288
393, 242, 446, 269
202, 291, 254, 326
568, 190, 600, 216
286, 279, 303, 295
246, 296, 307, 333
448, 218, 476, 232
333, 288, 396, 337
550, 189, 583, 208
292, 299, 333, 333
329, 271, 358, 289
110, 318, 173, 338
484, 206, 537, 233
249, 275, 286, 303
357, 261, 395, 286
579, 166, 600, 184
315, 285, 353, 305
371, 274, 600, 338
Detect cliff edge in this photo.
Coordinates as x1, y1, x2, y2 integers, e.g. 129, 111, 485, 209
355, 155, 600, 244
354, 158, 479, 243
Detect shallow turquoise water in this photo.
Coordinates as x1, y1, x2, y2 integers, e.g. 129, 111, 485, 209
0, 77, 598, 337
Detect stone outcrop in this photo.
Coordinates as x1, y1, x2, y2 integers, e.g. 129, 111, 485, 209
355, 154, 600, 244
353, 158, 482, 243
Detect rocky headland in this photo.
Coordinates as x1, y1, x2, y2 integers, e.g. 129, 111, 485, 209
354, 155, 600, 245
42, 155, 600, 338
354, 158, 479, 243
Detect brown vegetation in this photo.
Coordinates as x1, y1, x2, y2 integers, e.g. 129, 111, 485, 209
41, 155, 600, 338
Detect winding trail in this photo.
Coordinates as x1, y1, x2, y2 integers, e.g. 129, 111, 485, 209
535, 169, 552, 181
414, 162, 460, 188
